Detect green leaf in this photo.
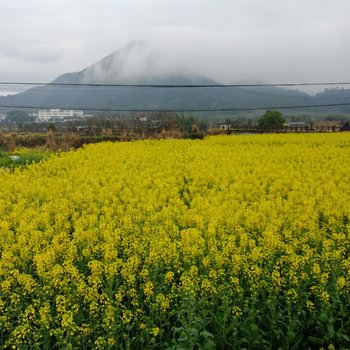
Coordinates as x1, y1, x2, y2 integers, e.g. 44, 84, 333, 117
200, 330, 214, 338
326, 324, 335, 339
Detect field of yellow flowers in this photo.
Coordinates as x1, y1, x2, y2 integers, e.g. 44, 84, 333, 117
1, 134, 350, 349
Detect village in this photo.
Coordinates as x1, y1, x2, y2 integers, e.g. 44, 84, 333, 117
1, 108, 350, 134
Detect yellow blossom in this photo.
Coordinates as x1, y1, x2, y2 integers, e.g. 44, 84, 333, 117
150, 327, 160, 337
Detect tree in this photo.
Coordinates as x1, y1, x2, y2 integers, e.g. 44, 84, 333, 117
257, 110, 285, 130
5, 110, 34, 124
47, 122, 56, 132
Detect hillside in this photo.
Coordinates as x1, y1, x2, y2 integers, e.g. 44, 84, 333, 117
1, 41, 350, 115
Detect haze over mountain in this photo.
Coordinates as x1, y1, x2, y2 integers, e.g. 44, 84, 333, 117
1, 41, 350, 116
52, 41, 215, 85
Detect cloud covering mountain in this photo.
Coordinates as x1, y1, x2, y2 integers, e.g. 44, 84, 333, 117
1, 0, 350, 88
1, 41, 350, 116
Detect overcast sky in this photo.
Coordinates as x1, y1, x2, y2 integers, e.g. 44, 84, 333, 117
0, 0, 349, 93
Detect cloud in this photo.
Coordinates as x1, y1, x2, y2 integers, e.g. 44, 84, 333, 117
0, 42, 62, 63
0, 0, 349, 89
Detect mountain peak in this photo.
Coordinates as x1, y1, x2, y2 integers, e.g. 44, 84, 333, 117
54, 41, 159, 84
52, 41, 216, 85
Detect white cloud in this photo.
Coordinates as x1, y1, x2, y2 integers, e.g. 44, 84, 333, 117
0, 0, 349, 87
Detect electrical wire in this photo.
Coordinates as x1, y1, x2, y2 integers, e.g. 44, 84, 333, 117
1, 80, 349, 112
0, 81, 350, 88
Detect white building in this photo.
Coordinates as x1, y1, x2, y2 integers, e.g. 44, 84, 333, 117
35, 109, 84, 122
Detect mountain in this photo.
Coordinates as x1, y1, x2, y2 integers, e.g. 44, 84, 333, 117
1, 41, 350, 116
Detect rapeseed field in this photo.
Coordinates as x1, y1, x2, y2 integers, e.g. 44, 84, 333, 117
1, 134, 350, 349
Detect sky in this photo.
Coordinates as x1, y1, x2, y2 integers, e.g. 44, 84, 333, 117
0, 0, 350, 94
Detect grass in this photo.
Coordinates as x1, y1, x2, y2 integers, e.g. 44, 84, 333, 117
0, 148, 51, 171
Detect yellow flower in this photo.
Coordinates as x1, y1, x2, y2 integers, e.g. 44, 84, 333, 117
121, 310, 133, 324
232, 306, 243, 318
143, 281, 154, 299
319, 291, 330, 304
156, 293, 170, 312
336, 276, 346, 289
306, 300, 315, 312
1, 134, 350, 347
165, 271, 174, 284
150, 327, 160, 337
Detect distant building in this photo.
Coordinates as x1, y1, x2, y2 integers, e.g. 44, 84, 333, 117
33, 109, 84, 122
287, 121, 307, 128
311, 120, 344, 132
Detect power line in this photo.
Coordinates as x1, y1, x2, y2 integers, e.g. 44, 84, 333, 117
1, 102, 350, 112
0, 81, 350, 88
